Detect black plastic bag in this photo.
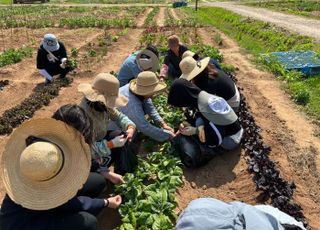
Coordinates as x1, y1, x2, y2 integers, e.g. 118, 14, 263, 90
171, 134, 219, 168
114, 142, 138, 175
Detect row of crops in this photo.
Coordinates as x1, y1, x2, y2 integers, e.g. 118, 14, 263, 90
0, 6, 145, 28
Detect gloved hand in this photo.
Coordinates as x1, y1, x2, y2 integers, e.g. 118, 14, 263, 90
198, 125, 206, 143
180, 126, 197, 136
108, 135, 127, 148
60, 58, 67, 69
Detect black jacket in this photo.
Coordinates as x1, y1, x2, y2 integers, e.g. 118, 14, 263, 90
0, 194, 104, 230
36, 42, 67, 70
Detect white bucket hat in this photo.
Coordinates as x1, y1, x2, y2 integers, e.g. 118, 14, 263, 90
42, 34, 60, 52
78, 73, 128, 108
136, 49, 159, 72
129, 71, 166, 96
1, 118, 91, 210
198, 91, 238, 126
179, 56, 210, 81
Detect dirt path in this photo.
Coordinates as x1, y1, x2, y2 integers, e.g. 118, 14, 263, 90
156, 7, 166, 27
170, 8, 180, 21
204, 1, 320, 42
137, 7, 152, 27
198, 27, 320, 228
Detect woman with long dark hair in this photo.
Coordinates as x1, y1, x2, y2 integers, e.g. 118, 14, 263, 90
0, 104, 122, 230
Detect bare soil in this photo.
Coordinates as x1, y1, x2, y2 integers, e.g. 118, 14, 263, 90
204, 1, 320, 42
155, 7, 166, 27
170, 8, 180, 21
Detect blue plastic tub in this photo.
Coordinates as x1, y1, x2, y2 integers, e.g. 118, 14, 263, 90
270, 51, 320, 76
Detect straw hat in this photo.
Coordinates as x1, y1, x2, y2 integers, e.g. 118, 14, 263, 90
78, 73, 128, 108
129, 71, 167, 96
179, 56, 210, 81
198, 91, 238, 126
136, 49, 159, 72
182, 50, 196, 60
42, 34, 60, 52
1, 118, 91, 210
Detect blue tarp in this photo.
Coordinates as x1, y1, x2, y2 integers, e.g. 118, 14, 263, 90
270, 51, 320, 76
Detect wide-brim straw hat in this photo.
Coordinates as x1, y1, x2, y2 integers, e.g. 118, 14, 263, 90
78, 73, 128, 108
180, 56, 210, 81
136, 49, 159, 72
129, 71, 166, 96
198, 91, 238, 126
1, 118, 91, 210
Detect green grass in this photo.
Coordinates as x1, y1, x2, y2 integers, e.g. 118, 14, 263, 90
244, 0, 320, 19
50, 0, 165, 3
184, 7, 320, 120
0, 0, 12, 4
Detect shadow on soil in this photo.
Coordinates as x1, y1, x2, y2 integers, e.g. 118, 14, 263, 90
183, 147, 241, 188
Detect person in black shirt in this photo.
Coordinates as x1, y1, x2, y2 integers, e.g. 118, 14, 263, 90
36, 34, 72, 84
159, 35, 188, 80
180, 56, 240, 112
168, 79, 243, 168
0, 105, 122, 230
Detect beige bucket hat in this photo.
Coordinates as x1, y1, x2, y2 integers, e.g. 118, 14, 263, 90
198, 91, 238, 126
78, 73, 128, 108
1, 118, 91, 210
182, 50, 196, 60
179, 56, 210, 81
136, 49, 159, 72
129, 71, 167, 96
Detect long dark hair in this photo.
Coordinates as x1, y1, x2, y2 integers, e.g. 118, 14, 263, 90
52, 104, 94, 146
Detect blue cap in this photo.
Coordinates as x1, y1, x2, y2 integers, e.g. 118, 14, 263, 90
42, 34, 60, 52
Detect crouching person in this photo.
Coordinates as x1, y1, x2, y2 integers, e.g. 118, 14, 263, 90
0, 105, 122, 230
176, 198, 306, 230
78, 73, 137, 181
116, 71, 175, 142
168, 79, 243, 168
37, 34, 72, 84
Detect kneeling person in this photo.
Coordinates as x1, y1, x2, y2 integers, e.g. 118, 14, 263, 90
37, 34, 72, 84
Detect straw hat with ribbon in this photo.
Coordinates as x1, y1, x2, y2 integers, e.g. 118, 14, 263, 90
1, 118, 91, 210
179, 56, 210, 81
129, 71, 167, 96
78, 73, 128, 108
136, 49, 159, 72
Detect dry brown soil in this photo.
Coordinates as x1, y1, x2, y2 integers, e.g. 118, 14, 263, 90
155, 7, 166, 27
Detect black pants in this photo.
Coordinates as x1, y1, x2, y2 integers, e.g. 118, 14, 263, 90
46, 65, 72, 78
54, 172, 106, 230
